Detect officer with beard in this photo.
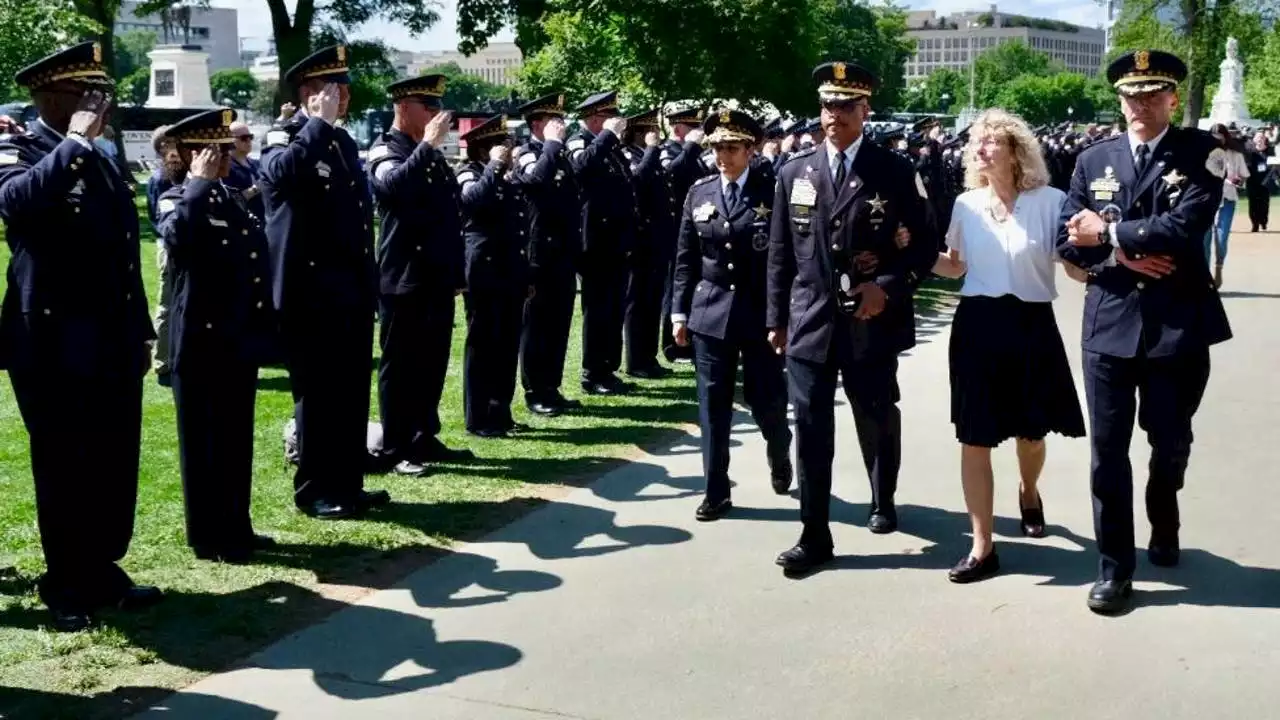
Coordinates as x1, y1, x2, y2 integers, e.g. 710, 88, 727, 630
620, 108, 675, 379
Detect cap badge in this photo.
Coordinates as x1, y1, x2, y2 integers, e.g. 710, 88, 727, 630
222, 109, 233, 126
1135, 50, 1149, 71
833, 62, 847, 80
337, 45, 347, 63
719, 110, 731, 124
92, 43, 102, 64
558, 94, 565, 107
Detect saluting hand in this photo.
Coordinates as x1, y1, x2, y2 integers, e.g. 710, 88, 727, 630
308, 84, 340, 124
424, 110, 452, 148
685, 128, 705, 145
781, 135, 796, 153
490, 144, 511, 168
544, 117, 567, 142
190, 147, 220, 180
603, 116, 628, 138
645, 131, 660, 148
68, 90, 108, 139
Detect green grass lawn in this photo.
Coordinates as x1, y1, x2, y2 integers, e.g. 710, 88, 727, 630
0, 184, 704, 719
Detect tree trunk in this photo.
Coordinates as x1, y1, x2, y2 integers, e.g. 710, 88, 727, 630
267, 0, 314, 108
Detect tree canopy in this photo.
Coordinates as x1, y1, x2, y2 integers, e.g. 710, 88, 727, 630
418, 62, 510, 110
210, 68, 260, 109
0, 0, 100, 102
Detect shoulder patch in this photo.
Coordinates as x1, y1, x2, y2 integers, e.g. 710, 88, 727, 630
157, 198, 177, 214
457, 170, 477, 184
915, 172, 929, 199
518, 152, 537, 168
568, 138, 585, 151
693, 174, 717, 186
789, 147, 818, 161
265, 130, 290, 147
367, 144, 391, 163
0, 150, 18, 165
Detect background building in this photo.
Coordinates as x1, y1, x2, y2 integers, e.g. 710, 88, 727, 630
904, 5, 1106, 81
116, 0, 241, 73
404, 42, 523, 85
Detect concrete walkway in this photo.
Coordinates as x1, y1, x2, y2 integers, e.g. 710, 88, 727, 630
137, 232, 1280, 720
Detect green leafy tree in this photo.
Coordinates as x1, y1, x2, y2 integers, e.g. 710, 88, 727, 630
210, 68, 259, 108
310, 26, 396, 118
972, 40, 1059, 108
817, 0, 916, 112
1246, 25, 1280, 119
418, 61, 509, 110
899, 67, 967, 113
0, 0, 100, 102
112, 29, 155, 105
994, 72, 1095, 126
249, 79, 279, 119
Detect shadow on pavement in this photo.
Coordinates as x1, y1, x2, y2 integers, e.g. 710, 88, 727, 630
0, 685, 278, 720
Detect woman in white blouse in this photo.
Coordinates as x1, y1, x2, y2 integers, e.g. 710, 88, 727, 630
1205, 123, 1249, 288
933, 108, 1086, 584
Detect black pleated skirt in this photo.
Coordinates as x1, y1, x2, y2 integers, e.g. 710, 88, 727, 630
949, 294, 1086, 448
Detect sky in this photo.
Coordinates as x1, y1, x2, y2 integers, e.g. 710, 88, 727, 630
215, 0, 1111, 54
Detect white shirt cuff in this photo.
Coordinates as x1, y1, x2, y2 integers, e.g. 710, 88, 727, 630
671, 314, 688, 324
1108, 222, 1120, 247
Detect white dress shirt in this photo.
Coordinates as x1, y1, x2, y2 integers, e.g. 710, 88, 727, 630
1103, 125, 1172, 260
671, 166, 753, 325
947, 185, 1067, 303
825, 135, 862, 183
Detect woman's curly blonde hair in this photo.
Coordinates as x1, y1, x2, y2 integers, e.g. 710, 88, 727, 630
962, 108, 1051, 192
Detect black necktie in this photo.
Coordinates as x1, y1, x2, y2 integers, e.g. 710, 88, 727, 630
726, 181, 739, 210
1135, 143, 1150, 177
834, 151, 847, 189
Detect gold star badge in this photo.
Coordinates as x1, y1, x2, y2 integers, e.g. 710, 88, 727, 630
1162, 168, 1186, 185
867, 193, 887, 215
754, 202, 772, 220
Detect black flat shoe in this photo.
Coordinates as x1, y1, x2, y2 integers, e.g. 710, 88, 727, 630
468, 428, 509, 439
627, 365, 672, 380
775, 544, 833, 577
117, 585, 164, 612
360, 489, 392, 510
581, 381, 616, 396
527, 401, 562, 417
1148, 534, 1181, 567
51, 609, 93, 633
1020, 493, 1046, 538
948, 552, 1000, 584
1087, 579, 1133, 614
695, 498, 732, 521
553, 394, 583, 410
393, 459, 429, 477
301, 499, 359, 520
867, 510, 897, 534
420, 439, 475, 463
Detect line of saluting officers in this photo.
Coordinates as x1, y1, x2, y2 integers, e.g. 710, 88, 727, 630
0, 40, 1228, 630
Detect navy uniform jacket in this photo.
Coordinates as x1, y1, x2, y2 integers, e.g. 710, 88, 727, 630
621, 143, 677, 262
749, 152, 778, 189
223, 156, 264, 222
766, 142, 935, 364
458, 160, 530, 291
511, 136, 581, 279
156, 177, 277, 372
1057, 129, 1232, 359
661, 139, 711, 209
568, 128, 636, 256
673, 170, 775, 341
0, 120, 153, 375
366, 128, 464, 295
259, 113, 376, 319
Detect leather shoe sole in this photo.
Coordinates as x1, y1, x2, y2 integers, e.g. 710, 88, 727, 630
695, 498, 732, 522
393, 460, 429, 477
527, 402, 562, 417
775, 545, 834, 577
1087, 580, 1134, 614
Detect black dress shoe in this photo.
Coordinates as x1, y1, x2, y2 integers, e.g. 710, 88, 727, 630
581, 381, 618, 396
527, 401, 562, 417
775, 544, 834, 576
1087, 579, 1134, 614
769, 456, 793, 495
503, 421, 533, 433
117, 585, 164, 612
393, 459, 429, 477
1020, 493, 1046, 538
948, 552, 1001, 584
51, 609, 93, 633
1148, 537, 1181, 567
420, 439, 475, 463
156, 373, 172, 388
360, 489, 392, 510
301, 499, 358, 520
867, 510, 898, 534
553, 394, 583, 409
627, 365, 672, 380
468, 427, 508, 438
695, 498, 732, 521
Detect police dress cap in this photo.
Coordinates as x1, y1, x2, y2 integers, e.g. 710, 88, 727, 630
14, 41, 112, 90
666, 106, 705, 126
575, 91, 619, 117
702, 109, 763, 146
1107, 50, 1186, 96
518, 92, 567, 119
166, 108, 238, 146
284, 45, 350, 87
912, 115, 939, 132
627, 108, 660, 130
762, 117, 785, 140
387, 74, 446, 107
460, 114, 509, 146
813, 61, 877, 101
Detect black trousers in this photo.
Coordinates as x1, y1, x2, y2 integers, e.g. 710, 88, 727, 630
786, 322, 901, 551
624, 254, 667, 372
378, 291, 455, 461
10, 366, 142, 612
659, 258, 691, 361
285, 309, 374, 508
172, 363, 258, 552
692, 331, 792, 502
464, 286, 525, 432
580, 254, 626, 383
1248, 187, 1270, 230
1083, 347, 1210, 582
521, 265, 577, 403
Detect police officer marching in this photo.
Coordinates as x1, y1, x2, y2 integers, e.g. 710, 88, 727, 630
512, 93, 585, 417
1057, 50, 1232, 614
366, 74, 473, 476
259, 45, 390, 519
672, 110, 794, 521
155, 108, 278, 564
620, 108, 676, 380
567, 91, 637, 396
0, 41, 161, 631
766, 61, 937, 577
660, 106, 709, 364
458, 115, 534, 438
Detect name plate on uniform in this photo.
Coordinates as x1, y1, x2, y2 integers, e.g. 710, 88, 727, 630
1089, 166, 1121, 201
693, 202, 716, 222
790, 177, 817, 207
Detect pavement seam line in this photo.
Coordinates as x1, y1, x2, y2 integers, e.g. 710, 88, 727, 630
311, 672, 599, 719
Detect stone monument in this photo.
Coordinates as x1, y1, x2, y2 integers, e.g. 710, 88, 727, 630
145, 45, 216, 109
1202, 37, 1258, 129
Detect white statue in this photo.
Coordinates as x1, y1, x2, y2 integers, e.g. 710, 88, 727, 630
1202, 36, 1256, 128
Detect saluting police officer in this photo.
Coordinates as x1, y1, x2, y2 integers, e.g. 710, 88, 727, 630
0, 42, 161, 630
620, 108, 676, 379
259, 45, 389, 519
366, 74, 472, 476
156, 109, 278, 563
567, 91, 637, 396
672, 110, 794, 521
458, 115, 534, 437
1057, 50, 1232, 614
659, 107, 710, 364
512, 93, 584, 417
766, 62, 937, 576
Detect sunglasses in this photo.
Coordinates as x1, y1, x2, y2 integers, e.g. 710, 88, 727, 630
235, 134, 253, 141
820, 99, 864, 114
